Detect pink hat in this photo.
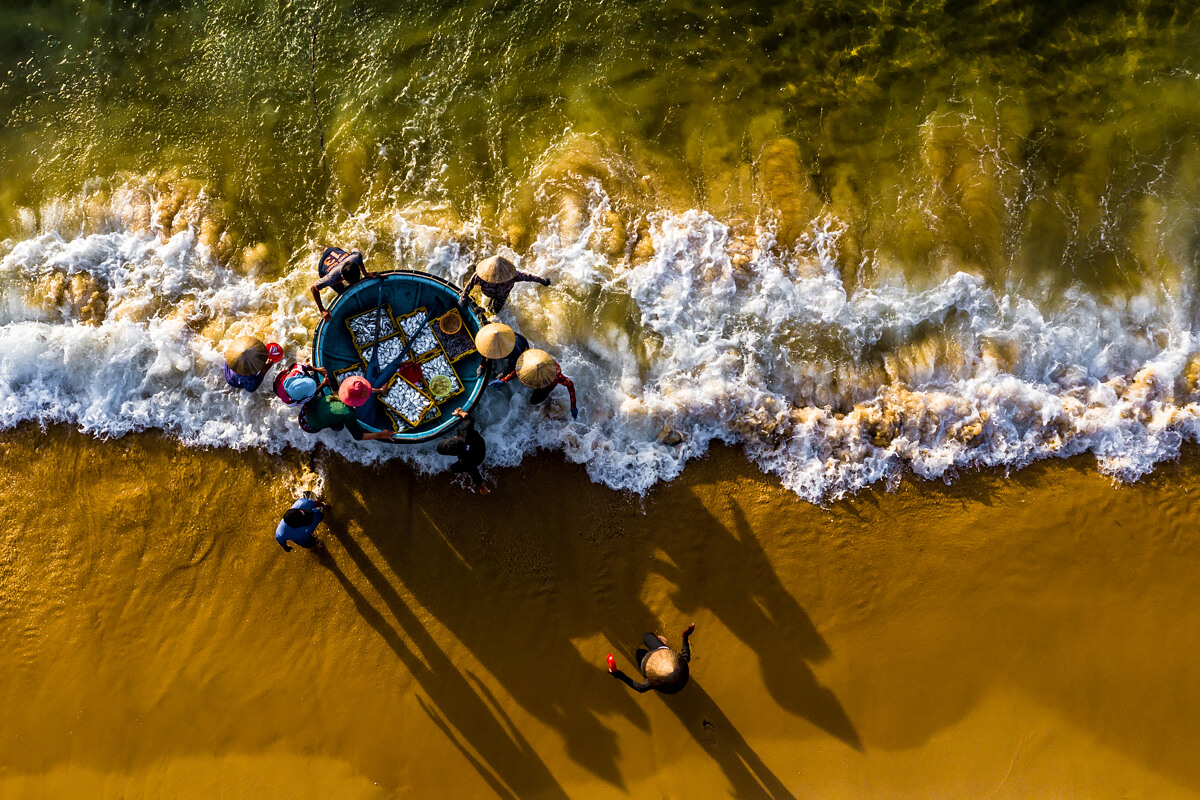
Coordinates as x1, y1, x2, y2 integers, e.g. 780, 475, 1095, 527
338, 375, 373, 407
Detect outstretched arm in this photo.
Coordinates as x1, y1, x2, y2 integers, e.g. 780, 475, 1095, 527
458, 274, 479, 303
561, 376, 577, 414
681, 623, 694, 663
611, 669, 653, 693
311, 284, 331, 321
513, 270, 551, 287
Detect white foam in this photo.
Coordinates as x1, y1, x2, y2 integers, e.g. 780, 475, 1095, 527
4, 185, 1200, 501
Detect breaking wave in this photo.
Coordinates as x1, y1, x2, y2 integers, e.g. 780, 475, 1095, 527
3, 181, 1200, 501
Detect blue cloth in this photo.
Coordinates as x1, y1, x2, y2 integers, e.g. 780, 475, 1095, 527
224, 363, 265, 392
275, 498, 323, 551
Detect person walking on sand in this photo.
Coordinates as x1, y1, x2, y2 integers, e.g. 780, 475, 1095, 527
608, 623, 695, 694
436, 408, 491, 495
311, 246, 378, 321
457, 255, 550, 315
490, 349, 579, 420
276, 497, 330, 552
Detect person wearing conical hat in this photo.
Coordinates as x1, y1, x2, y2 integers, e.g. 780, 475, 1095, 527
223, 336, 283, 392
489, 348, 579, 420
457, 255, 551, 315
311, 246, 377, 322
474, 321, 530, 379
607, 624, 695, 694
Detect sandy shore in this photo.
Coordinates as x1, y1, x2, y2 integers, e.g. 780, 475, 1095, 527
2, 425, 1200, 798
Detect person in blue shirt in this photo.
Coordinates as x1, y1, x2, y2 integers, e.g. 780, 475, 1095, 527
275, 497, 330, 552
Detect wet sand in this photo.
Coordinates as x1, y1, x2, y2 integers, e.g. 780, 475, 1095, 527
2, 425, 1200, 798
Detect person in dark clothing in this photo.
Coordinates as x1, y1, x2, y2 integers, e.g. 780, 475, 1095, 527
436, 408, 491, 495
491, 348, 579, 420
608, 623, 695, 694
457, 255, 550, 315
311, 246, 377, 321
474, 322, 531, 379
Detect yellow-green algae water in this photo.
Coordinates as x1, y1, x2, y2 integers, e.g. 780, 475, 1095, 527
2, 1, 1200, 497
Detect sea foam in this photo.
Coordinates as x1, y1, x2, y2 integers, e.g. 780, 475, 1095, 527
2, 184, 1199, 501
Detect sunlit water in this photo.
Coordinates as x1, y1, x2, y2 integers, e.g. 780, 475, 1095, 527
2, 0, 1199, 499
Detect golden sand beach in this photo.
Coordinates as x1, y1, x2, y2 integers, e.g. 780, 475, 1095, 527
3, 426, 1199, 798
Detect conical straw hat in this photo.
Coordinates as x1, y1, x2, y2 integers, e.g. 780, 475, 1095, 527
475, 255, 517, 283
476, 323, 517, 359
224, 335, 269, 376
516, 349, 557, 388
644, 648, 688, 685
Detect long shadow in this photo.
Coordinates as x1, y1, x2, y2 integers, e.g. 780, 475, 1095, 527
662, 681, 799, 800
321, 450, 858, 789
315, 527, 570, 799
653, 486, 862, 751
324, 464, 649, 790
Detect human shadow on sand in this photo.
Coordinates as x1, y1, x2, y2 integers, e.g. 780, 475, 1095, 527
320, 450, 858, 792
650, 486, 862, 752
323, 467, 649, 791
664, 680, 799, 800
316, 524, 571, 800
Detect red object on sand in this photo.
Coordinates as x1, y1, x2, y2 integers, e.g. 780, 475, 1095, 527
607, 653, 616, 673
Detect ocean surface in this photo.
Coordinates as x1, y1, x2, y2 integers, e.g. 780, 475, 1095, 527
2, 0, 1199, 499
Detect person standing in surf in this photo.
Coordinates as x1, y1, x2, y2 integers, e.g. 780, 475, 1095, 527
474, 321, 531, 379
311, 247, 378, 321
457, 255, 551, 315
436, 408, 491, 495
608, 623, 695, 694
490, 349, 579, 420
222, 335, 283, 393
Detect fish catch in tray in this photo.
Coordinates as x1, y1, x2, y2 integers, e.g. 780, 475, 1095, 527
397, 308, 440, 358
360, 335, 405, 369
418, 352, 463, 397
346, 307, 397, 346
380, 375, 435, 428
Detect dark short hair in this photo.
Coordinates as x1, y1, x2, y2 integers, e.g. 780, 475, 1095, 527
284, 508, 315, 528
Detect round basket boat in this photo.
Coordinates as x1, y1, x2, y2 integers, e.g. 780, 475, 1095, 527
311, 270, 486, 444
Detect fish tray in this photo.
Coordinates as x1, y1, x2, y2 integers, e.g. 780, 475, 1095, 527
380, 373, 436, 429
396, 307, 441, 359
358, 334, 406, 372
417, 350, 465, 400
346, 306, 398, 347
432, 319, 477, 363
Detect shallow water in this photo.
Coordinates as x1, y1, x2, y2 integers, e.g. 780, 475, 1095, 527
4, 428, 1200, 797
2, 1, 1200, 497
